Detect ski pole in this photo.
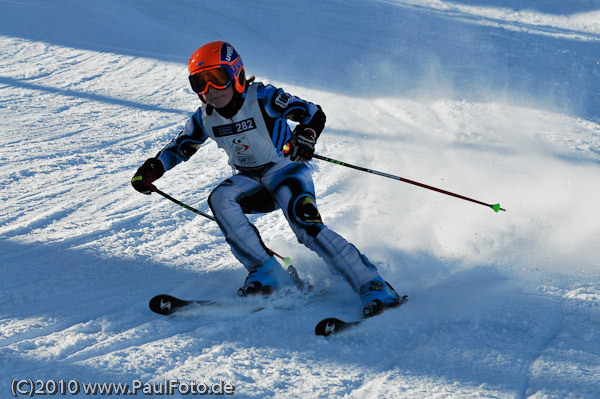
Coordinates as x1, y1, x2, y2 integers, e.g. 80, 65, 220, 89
154, 188, 292, 265
313, 154, 505, 213
155, 188, 215, 220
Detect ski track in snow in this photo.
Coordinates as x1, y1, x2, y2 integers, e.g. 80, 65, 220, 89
1, 0, 599, 398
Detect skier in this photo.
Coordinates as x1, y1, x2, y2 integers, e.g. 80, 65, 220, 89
131, 41, 400, 315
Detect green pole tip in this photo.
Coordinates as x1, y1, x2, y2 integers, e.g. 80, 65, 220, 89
283, 257, 292, 266
491, 204, 506, 212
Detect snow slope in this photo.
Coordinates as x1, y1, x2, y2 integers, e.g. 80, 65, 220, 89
1, 0, 599, 398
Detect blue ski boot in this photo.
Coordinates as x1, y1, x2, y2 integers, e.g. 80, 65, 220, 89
359, 275, 401, 317
237, 256, 295, 296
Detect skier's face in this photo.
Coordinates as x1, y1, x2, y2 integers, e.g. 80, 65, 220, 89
202, 85, 234, 109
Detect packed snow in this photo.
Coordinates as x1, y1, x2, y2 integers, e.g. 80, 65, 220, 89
1, 0, 599, 398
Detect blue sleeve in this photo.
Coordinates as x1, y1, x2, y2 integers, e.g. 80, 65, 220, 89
156, 108, 210, 172
258, 84, 322, 126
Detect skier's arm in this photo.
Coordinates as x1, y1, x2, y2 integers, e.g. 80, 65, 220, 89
156, 109, 210, 171
260, 85, 326, 137
131, 109, 209, 193
286, 102, 325, 161
259, 84, 326, 162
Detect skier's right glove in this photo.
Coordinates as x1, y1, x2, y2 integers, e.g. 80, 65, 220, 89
131, 158, 164, 195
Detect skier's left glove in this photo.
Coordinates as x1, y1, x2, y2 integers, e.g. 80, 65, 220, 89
284, 125, 317, 162
131, 158, 164, 195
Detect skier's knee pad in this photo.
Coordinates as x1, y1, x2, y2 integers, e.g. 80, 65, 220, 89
289, 193, 324, 238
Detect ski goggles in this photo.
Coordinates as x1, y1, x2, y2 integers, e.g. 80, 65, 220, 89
189, 66, 233, 95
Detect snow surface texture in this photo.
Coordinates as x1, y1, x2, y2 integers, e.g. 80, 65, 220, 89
1, 0, 599, 398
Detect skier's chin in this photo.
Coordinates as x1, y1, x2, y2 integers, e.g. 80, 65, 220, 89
204, 88, 234, 108
209, 98, 230, 108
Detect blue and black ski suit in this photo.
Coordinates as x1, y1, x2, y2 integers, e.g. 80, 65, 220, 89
151, 81, 379, 291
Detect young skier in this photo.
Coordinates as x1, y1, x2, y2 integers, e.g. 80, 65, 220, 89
132, 41, 401, 315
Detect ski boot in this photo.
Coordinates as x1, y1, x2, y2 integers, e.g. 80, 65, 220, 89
237, 256, 295, 297
359, 275, 401, 317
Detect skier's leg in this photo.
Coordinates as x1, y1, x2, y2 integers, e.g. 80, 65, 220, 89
308, 226, 401, 313
265, 162, 379, 291
208, 174, 274, 270
208, 173, 293, 294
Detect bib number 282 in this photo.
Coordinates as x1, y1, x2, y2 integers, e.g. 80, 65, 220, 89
235, 118, 255, 133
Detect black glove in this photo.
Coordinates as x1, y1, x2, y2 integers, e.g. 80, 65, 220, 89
131, 158, 164, 195
284, 125, 317, 162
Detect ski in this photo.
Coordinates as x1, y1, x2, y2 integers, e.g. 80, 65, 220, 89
148, 294, 220, 315
149, 266, 312, 316
315, 295, 408, 336
149, 294, 274, 316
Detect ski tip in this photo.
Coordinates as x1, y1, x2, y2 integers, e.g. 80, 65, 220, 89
315, 317, 344, 337
149, 294, 187, 316
149, 295, 172, 315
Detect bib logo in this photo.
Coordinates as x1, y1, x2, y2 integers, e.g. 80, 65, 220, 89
229, 134, 257, 165
232, 136, 251, 155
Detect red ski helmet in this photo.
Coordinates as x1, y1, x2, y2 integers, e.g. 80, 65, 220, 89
188, 41, 246, 97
